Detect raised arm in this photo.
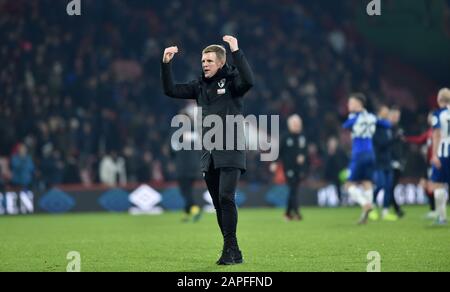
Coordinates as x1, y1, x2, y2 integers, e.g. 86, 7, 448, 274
430, 111, 442, 168
342, 114, 357, 129
223, 36, 254, 96
431, 129, 442, 169
161, 46, 197, 100
404, 130, 430, 145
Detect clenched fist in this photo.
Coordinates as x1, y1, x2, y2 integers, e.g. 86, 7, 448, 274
222, 35, 239, 52
163, 46, 179, 63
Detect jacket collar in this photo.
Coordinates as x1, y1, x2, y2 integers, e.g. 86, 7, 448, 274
201, 63, 231, 83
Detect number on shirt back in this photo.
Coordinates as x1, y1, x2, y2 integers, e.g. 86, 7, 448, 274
354, 120, 375, 138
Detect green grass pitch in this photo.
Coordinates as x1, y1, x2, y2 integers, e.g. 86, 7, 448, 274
0, 206, 449, 272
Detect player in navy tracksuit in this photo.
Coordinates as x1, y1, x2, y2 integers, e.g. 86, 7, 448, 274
342, 93, 391, 224
370, 105, 398, 221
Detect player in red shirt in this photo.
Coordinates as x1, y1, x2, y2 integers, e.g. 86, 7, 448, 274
404, 112, 436, 219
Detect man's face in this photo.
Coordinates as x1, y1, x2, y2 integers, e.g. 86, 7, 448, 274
202, 52, 224, 79
288, 116, 302, 134
389, 110, 401, 124
348, 98, 363, 113
18, 145, 27, 156
378, 106, 389, 119
327, 137, 338, 154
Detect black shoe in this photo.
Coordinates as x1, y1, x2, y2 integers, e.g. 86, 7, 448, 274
293, 212, 303, 221
216, 247, 243, 265
396, 209, 405, 218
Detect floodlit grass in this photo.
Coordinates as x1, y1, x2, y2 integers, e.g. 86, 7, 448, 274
0, 206, 449, 272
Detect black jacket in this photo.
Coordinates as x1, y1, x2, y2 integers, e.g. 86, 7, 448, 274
324, 149, 348, 182
279, 132, 309, 175
391, 125, 406, 172
170, 129, 202, 179
161, 50, 254, 173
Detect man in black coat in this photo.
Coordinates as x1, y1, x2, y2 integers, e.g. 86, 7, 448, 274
278, 114, 309, 221
389, 107, 406, 218
161, 35, 254, 265
323, 136, 348, 204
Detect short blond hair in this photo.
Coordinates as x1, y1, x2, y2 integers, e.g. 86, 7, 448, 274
202, 45, 226, 63
438, 88, 450, 105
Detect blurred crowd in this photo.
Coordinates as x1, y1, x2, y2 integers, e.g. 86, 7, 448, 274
0, 0, 444, 191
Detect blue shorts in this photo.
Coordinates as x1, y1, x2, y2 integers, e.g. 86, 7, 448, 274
431, 157, 450, 184
348, 153, 376, 182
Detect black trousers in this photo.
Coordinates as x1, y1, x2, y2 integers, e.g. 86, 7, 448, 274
178, 177, 195, 214
204, 158, 240, 248
333, 179, 343, 204
286, 174, 300, 216
428, 191, 436, 211
391, 169, 404, 214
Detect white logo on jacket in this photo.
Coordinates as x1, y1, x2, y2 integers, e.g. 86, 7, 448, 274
218, 78, 226, 88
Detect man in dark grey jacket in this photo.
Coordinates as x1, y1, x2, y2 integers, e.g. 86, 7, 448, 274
279, 114, 309, 221
161, 35, 254, 265
170, 111, 202, 222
